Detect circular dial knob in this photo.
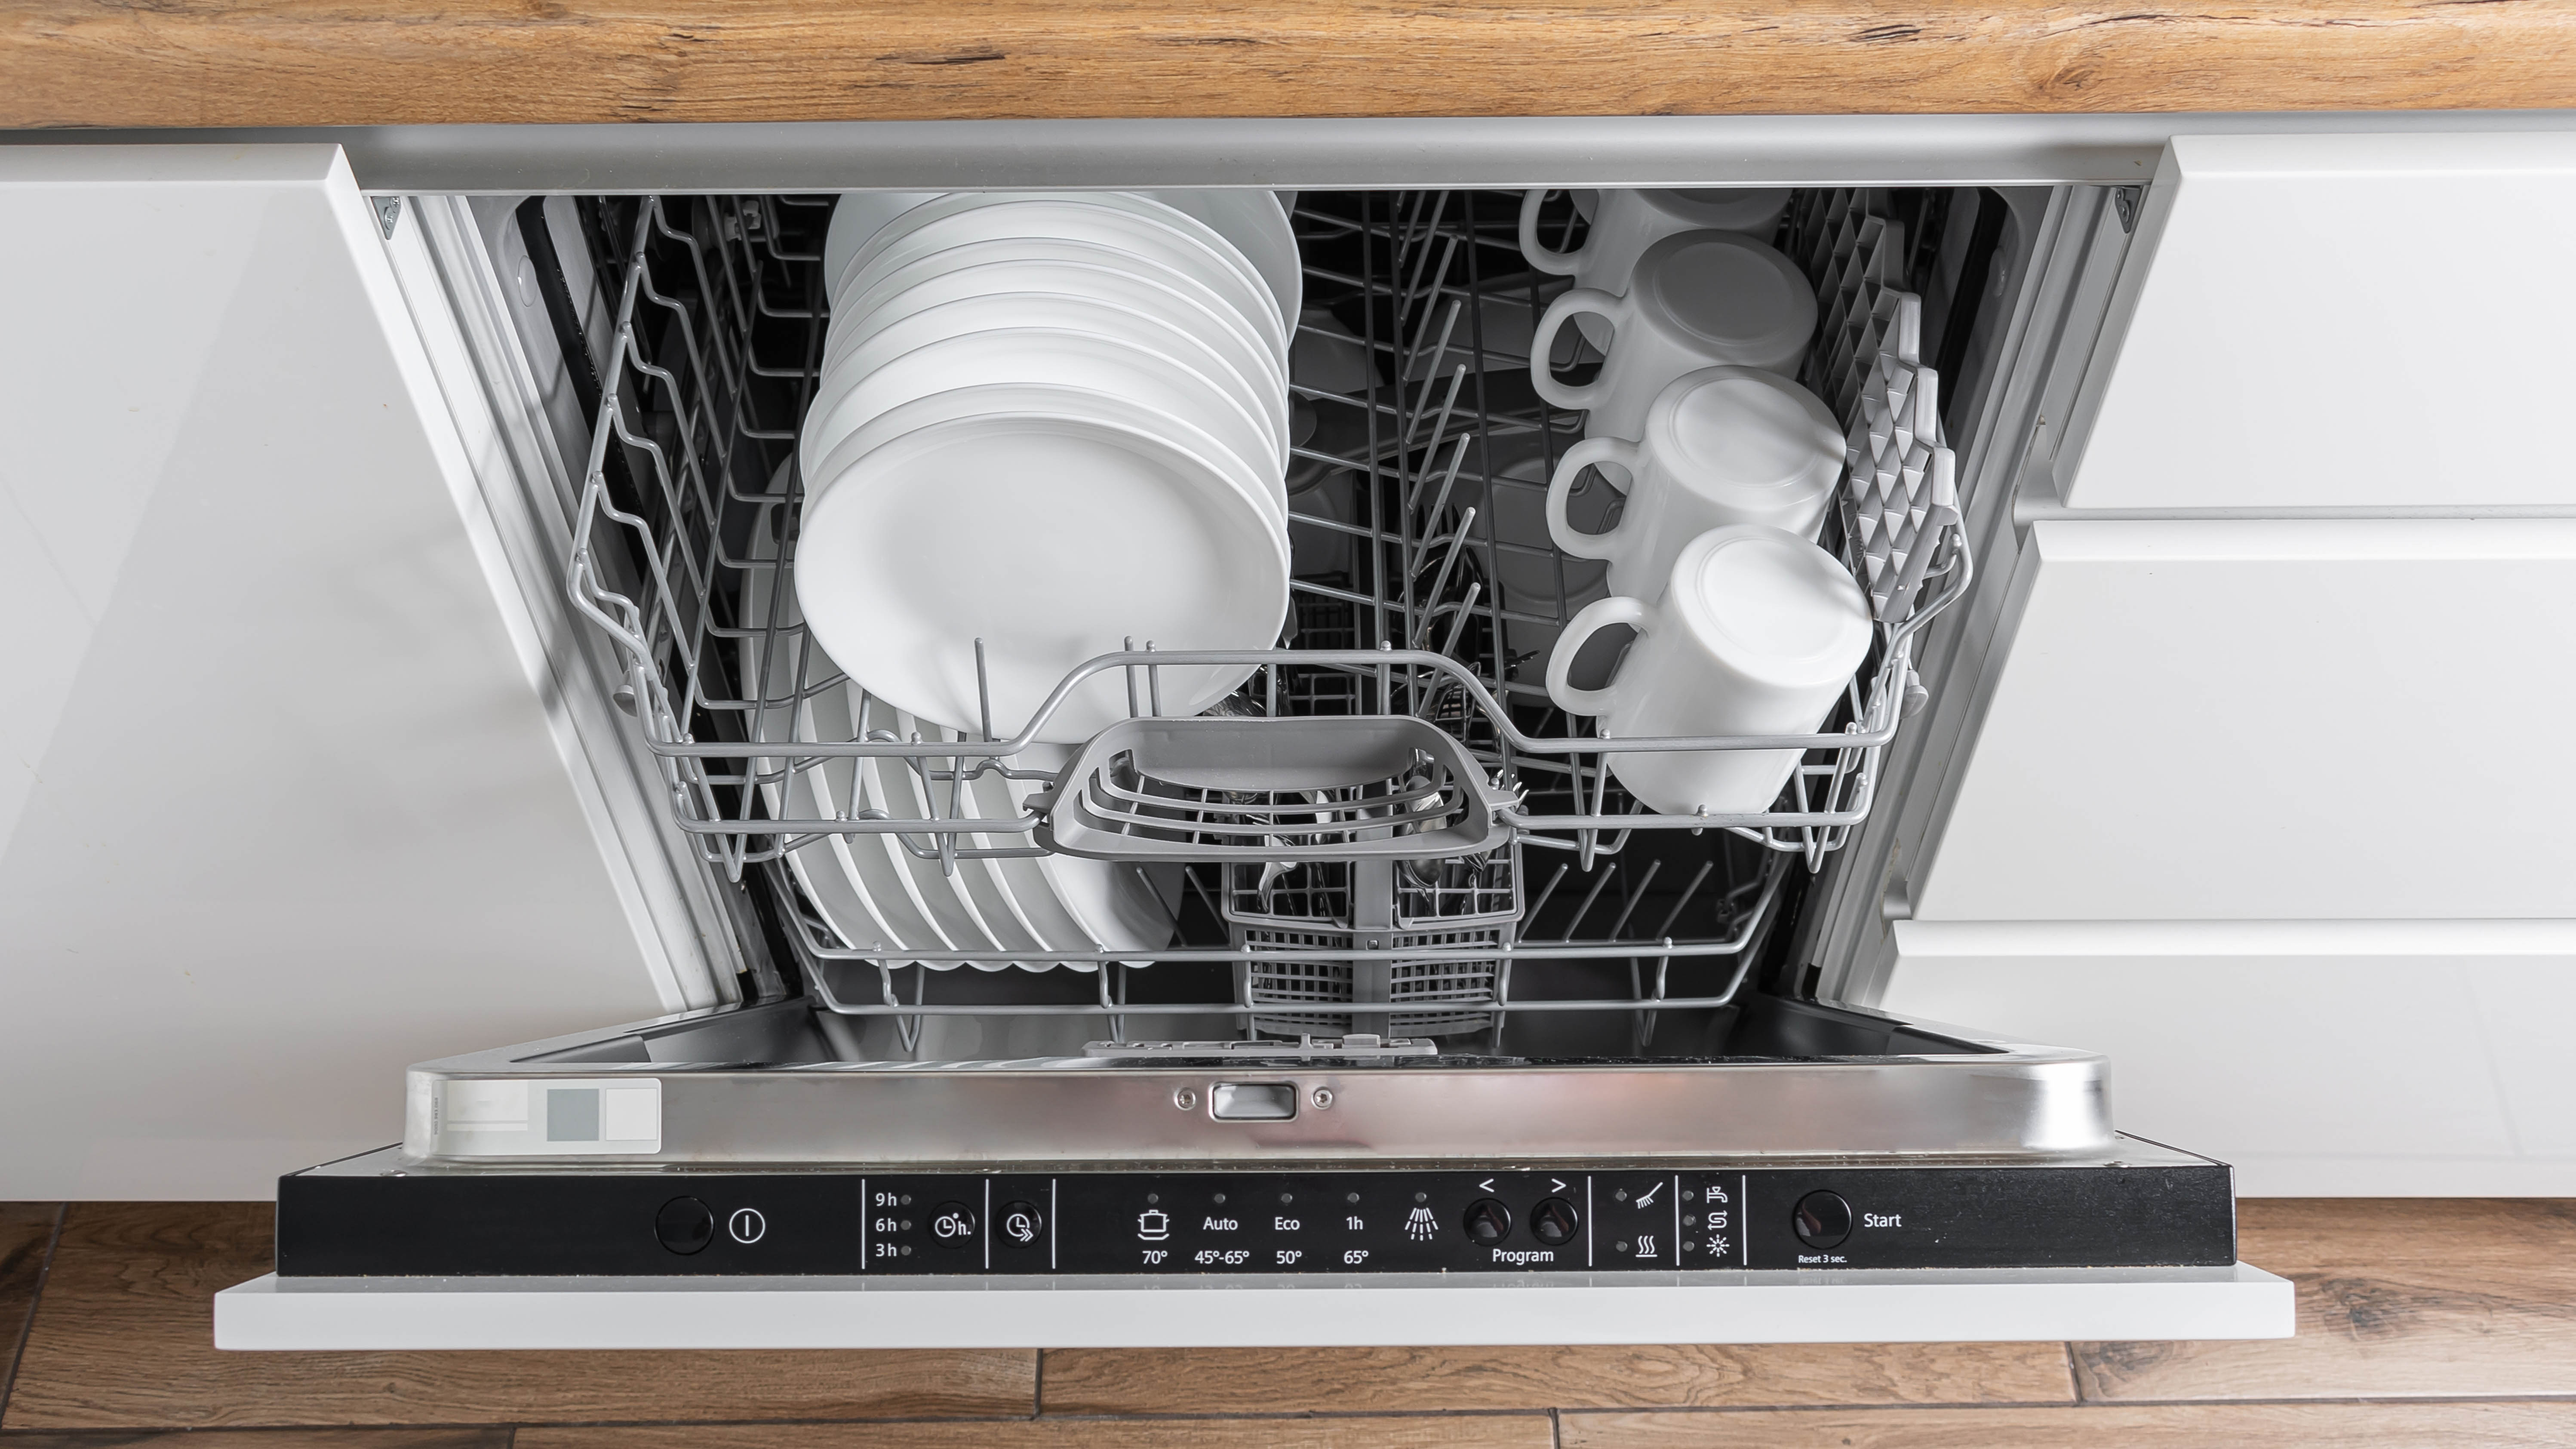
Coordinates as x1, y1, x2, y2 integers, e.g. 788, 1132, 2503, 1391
1461, 1197, 1514, 1244
1529, 1197, 1581, 1246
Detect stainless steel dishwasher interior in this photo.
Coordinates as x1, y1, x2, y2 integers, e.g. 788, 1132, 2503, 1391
528, 186, 2040, 1075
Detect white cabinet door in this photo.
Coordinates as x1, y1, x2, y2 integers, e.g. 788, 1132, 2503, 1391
1911, 517, 2576, 923
0, 146, 708, 1199
2059, 132, 2576, 511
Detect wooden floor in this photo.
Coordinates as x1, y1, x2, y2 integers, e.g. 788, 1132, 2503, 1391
2, 1200, 2573, 1445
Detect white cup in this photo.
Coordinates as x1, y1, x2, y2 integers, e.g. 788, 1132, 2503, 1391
1529, 231, 1816, 442
1521, 188, 1794, 347
1545, 525, 1872, 815
1546, 366, 1844, 601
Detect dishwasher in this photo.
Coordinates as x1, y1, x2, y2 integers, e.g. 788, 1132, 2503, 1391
218, 176, 2290, 1347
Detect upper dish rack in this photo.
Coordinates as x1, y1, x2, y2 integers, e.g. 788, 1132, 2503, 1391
564, 191, 1968, 874
556, 189, 1968, 1042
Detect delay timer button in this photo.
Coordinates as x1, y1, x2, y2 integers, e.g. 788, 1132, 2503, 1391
930, 1201, 979, 1248
1792, 1190, 1853, 1249
1462, 1198, 1513, 1244
654, 1196, 715, 1255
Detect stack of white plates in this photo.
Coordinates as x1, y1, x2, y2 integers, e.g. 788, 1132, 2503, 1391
796, 190, 1300, 748
745, 463, 1174, 972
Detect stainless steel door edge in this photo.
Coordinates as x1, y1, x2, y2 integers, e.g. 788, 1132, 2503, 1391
402, 1003, 2113, 1164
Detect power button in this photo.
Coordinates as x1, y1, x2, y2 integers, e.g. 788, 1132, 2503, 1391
655, 1196, 714, 1255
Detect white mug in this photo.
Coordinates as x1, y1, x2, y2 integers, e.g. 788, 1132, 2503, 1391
1545, 525, 1872, 815
1520, 188, 1794, 347
1546, 366, 1844, 601
1530, 231, 1817, 442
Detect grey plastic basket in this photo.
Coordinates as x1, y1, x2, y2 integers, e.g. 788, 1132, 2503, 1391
1035, 715, 1518, 863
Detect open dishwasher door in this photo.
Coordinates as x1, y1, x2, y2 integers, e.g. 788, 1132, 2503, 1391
219, 172, 2287, 1346
0, 145, 732, 1202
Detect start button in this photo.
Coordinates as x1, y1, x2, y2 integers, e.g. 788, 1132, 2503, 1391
1792, 1190, 1853, 1249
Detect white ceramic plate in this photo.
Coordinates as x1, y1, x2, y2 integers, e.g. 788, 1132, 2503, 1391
745, 460, 1152, 972
959, 747, 1099, 969
799, 409, 1288, 743
738, 475, 904, 960
823, 191, 941, 302
819, 256, 1287, 464
859, 698, 1018, 969
1149, 190, 1301, 341
837, 193, 1287, 370
996, 741, 1176, 963
802, 327, 1285, 532
845, 686, 988, 968
804, 304, 1284, 491
805, 379, 1286, 543
904, 715, 1070, 969
830, 235, 1283, 397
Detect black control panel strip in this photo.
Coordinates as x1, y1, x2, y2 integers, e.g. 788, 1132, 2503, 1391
279, 1161, 2234, 1277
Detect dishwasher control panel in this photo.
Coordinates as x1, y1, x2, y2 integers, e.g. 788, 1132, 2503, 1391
277, 1156, 2234, 1277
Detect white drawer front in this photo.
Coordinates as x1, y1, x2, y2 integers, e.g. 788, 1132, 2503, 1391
1915, 518, 2576, 922
2062, 132, 2576, 511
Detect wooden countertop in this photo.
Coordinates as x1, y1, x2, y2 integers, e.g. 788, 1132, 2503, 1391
4, 1, 2574, 130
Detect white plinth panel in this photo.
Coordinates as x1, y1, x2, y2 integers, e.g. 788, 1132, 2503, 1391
215, 1265, 2292, 1350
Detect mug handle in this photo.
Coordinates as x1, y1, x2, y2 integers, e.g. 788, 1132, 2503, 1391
1519, 189, 1588, 277
1529, 287, 1626, 413
1545, 594, 1651, 719
1546, 436, 1640, 561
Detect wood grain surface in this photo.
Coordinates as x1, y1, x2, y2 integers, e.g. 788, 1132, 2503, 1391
1561, 1403, 2576, 1448
0, 1423, 513, 1434
3, 0, 2574, 129
0, 1434, 511, 1448
2074, 1198, 2576, 1401
0, 1202, 1035, 1430
1039, 1342, 2076, 1414
519, 1420, 1557, 1448
0, 1203, 60, 1410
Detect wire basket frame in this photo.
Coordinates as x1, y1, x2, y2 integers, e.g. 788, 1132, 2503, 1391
558, 189, 1968, 1042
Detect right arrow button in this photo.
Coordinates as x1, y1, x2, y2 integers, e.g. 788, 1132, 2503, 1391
1529, 1196, 1580, 1247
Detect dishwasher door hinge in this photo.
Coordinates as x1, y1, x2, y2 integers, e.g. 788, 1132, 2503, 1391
2111, 185, 2142, 234
374, 195, 403, 239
